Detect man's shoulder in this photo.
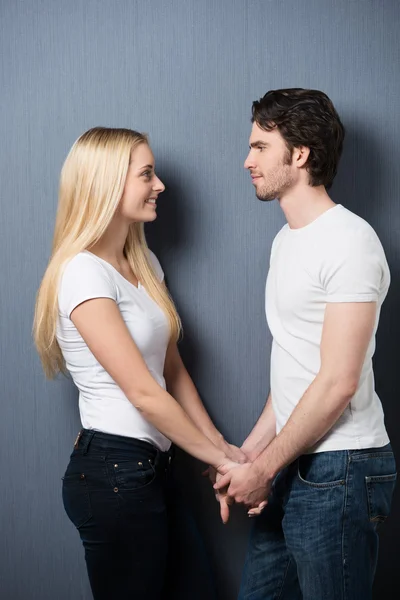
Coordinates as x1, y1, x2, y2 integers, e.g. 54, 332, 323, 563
316, 206, 383, 254
326, 205, 378, 237
272, 223, 290, 244
270, 224, 289, 257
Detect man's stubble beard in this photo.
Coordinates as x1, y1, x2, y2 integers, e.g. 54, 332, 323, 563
256, 167, 294, 202
255, 149, 294, 203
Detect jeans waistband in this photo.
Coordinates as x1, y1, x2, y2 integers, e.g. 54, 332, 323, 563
74, 429, 174, 467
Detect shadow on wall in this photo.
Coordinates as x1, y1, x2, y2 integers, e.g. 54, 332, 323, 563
145, 164, 250, 600
145, 162, 234, 392
145, 163, 189, 257
331, 118, 400, 600
145, 164, 203, 376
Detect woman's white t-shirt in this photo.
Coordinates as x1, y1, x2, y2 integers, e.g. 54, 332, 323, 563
57, 250, 171, 451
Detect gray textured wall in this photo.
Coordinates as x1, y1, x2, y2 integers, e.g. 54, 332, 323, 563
1, 1, 399, 598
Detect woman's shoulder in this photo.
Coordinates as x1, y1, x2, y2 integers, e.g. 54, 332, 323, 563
63, 251, 113, 280
59, 252, 117, 317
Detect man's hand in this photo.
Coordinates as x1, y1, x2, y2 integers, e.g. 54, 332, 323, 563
214, 462, 271, 509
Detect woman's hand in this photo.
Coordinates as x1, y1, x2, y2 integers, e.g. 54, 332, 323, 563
214, 459, 240, 523
202, 442, 247, 524
220, 441, 248, 464
203, 458, 240, 523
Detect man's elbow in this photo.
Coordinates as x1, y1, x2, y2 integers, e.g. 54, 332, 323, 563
337, 379, 358, 400
331, 376, 359, 403
319, 372, 359, 402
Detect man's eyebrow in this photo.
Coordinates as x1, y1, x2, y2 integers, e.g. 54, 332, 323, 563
249, 141, 269, 149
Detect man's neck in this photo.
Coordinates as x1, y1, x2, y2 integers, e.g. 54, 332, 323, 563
279, 185, 336, 230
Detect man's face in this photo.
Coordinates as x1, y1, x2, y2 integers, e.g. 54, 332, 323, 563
244, 122, 295, 201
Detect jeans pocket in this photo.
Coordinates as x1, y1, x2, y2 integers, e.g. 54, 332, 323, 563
365, 473, 397, 524
297, 453, 346, 488
62, 472, 92, 529
108, 459, 157, 491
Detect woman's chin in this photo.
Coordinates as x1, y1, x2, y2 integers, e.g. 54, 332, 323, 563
127, 211, 158, 224
146, 211, 158, 222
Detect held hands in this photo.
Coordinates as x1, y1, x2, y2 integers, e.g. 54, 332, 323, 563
205, 461, 238, 524
214, 461, 270, 517
204, 442, 269, 523
203, 441, 248, 522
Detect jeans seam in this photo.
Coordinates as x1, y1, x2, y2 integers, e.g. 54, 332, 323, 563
341, 452, 351, 600
366, 473, 397, 483
104, 456, 118, 491
275, 557, 292, 600
350, 452, 394, 461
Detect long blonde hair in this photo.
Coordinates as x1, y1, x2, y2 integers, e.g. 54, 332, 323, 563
33, 127, 182, 378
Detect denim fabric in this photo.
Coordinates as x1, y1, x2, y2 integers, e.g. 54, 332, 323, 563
62, 429, 216, 600
239, 444, 397, 600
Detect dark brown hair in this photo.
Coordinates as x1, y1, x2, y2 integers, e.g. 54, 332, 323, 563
251, 88, 345, 189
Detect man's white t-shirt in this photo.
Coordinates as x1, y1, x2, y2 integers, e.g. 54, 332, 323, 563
57, 250, 171, 451
266, 204, 390, 453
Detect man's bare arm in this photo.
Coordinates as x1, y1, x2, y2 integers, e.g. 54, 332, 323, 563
254, 302, 377, 479
241, 394, 276, 461
216, 302, 377, 506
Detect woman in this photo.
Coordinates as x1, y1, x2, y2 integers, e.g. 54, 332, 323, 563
33, 127, 244, 599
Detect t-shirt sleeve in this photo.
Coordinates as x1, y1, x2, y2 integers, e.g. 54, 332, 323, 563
59, 253, 117, 318
320, 231, 384, 303
148, 249, 164, 282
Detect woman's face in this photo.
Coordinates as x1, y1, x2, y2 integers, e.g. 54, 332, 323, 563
118, 143, 165, 223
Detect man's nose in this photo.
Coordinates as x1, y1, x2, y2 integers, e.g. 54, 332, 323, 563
244, 151, 255, 170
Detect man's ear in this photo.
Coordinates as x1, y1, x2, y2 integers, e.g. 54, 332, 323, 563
293, 145, 310, 168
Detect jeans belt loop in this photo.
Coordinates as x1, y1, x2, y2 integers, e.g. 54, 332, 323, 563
80, 430, 96, 455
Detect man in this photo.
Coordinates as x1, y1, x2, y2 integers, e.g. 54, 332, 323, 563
215, 88, 397, 599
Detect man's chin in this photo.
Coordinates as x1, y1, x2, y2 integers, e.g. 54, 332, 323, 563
256, 192, 276, 203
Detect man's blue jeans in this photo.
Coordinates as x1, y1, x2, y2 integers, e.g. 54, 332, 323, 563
239, 444, 396, 600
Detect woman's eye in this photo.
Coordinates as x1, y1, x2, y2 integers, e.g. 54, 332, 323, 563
142, 171, 152, 179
